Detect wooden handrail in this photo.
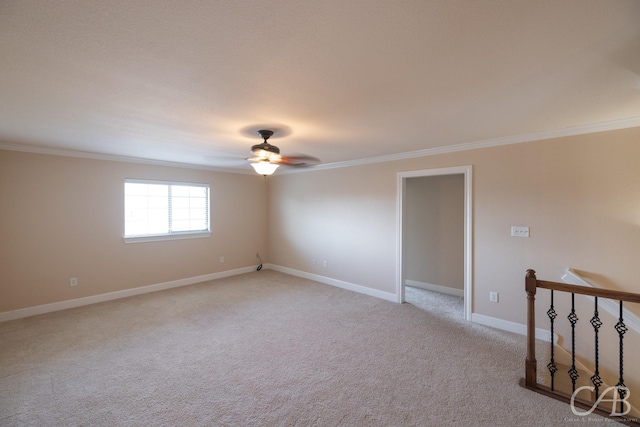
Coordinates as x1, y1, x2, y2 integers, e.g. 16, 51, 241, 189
535, 280, 640, 303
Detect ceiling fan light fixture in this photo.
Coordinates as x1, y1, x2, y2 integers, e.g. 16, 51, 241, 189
252, 149, 282, 162
251, 161, 279, 176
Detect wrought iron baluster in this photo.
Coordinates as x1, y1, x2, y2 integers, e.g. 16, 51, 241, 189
567, 293, 579, 393
615, 301, 628, 414
590, 297, 603, 397
547, 290, 558, 390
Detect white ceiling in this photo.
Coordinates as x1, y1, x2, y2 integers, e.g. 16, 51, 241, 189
1, 0, 639, 172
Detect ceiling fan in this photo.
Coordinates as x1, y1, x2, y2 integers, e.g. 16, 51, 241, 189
247, 129, 319, 176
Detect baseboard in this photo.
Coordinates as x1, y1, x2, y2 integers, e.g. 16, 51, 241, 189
265, 264, 397, 302
0, 266, 259, 322
405, 279, 464, 297
471, 313, 557, 343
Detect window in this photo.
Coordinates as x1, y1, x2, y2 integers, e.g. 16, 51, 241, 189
124, 179, 210, 242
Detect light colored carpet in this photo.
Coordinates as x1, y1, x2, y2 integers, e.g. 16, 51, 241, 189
0, 270, 621, 426
404, 286, 464, 321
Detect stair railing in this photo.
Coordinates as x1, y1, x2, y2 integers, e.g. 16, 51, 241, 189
522, 269, 640, 426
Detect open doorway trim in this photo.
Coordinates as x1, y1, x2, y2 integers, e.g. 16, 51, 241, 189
396, 165, 473, 321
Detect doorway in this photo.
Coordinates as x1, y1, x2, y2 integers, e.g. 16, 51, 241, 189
396, 166, 472, 320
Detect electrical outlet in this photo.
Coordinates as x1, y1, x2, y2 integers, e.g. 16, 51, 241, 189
323, 260, 328, 268
219, 256, 224, 263
312, 258, 317, 266
489, 291, 499, 303
70, 277, 78, 287
511, 226, 529, 238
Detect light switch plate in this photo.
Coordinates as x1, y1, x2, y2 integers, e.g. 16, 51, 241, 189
511, 226, 529, 237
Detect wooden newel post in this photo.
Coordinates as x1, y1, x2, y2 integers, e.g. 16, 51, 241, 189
525, 269, 538, 388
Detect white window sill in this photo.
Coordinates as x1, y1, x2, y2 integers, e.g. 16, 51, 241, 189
123, 232, 211, 244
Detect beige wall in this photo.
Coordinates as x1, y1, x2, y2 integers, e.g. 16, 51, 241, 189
404, 174, 464, 290
268, 127, 640, 325
0, 150, 268, 312
6, 128, 636, 324
267, 163, 398, 292
267, 128, 640, 405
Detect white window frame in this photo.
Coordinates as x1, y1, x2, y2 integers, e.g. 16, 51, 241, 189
123, 179, 211, 243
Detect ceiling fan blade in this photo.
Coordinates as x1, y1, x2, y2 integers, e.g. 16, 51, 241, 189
277, 154, 321, 167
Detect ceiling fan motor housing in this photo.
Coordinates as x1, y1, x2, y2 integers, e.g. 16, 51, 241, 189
252, 129, 280, 157
251, 142, 280, 156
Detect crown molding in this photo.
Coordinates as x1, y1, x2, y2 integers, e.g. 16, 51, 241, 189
2, 116, 639, 175
0, 141, 253, 174
298, 116, 640, 173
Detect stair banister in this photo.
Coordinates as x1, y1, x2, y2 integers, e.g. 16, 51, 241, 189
522, 269, 640, 426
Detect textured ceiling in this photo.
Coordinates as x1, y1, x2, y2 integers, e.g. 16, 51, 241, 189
1, 0, 639, 172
